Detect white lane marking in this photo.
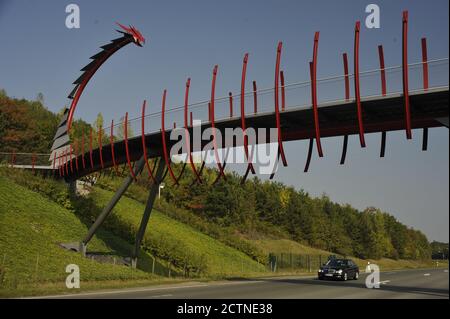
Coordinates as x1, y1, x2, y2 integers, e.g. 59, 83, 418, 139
424, 273, 431, 276
213, 280, 263, 286
27, 283, 209, 299
147, 294, 173, 298
27, 279, 266, 299
444, 270, 448, 273
377, 280, 390, 285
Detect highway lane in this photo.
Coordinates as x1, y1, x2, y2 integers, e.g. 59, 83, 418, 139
36, 268, 448, 299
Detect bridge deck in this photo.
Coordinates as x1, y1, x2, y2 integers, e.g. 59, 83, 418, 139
62, 87, 448, 180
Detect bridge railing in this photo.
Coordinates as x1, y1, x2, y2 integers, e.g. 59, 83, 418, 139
0, 152, 52, 169
5, 58, 448, 172
96, 58, 449, 151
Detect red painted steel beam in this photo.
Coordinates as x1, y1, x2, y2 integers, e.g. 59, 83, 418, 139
421, 37, 429, 151
304, 138, 314, 173
98, 125, 104, 169
240, 53, 255, 182
161, 89, 179, 185
343, 53, 350, 101
402, 11, 412, 140
184, 78, 203, 184
208, 103, 212, 122
228, 92, 233, 117
422, 127, 428, 151
378, 45, 387, 96
340, 53, 350, 165
378, 45, 387, 158
124, 112, 137, 180
270, 43, 289, 180
110, 119, 119, 175
210, 65, 226, 181
89, 128, 94, 169
311, 33, 324, 157
421, 38, 429, 90
141, 100, 156, 182
275, 42, 288, 166
66, 32, 142, 131
280, 70, 286, 112
339, 135, 349, 165
354, 21, 366, 147
252, 80, 258, 114
304, 58, 317, 173
380, 131, 387, 158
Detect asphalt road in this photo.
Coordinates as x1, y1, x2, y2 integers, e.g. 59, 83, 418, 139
37, 268, 448, 299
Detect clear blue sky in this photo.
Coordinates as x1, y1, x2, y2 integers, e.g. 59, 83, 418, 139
0, 0, 448, 242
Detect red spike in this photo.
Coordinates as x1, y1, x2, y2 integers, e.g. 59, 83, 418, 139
184, 78, 202, 184
402, 11, 412, 139
124, 112, 137, 180
161, 90, 179, 185
141, 100, 157, 182
354, 21, 366, 147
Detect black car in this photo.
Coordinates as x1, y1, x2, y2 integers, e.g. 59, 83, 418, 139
318, 258, 359, 281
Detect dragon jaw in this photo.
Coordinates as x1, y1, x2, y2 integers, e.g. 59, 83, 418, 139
116, 22, 145, 46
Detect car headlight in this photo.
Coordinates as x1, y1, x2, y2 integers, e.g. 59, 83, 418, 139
337, 269, 343, 274
318, 269, 323, 272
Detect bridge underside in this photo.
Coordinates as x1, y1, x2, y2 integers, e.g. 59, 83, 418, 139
65, 88, 448, 180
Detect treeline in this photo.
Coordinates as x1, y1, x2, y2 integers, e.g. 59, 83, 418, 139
0, 89, 432, 261
161, 167, 431, 260
0, 90, 108, 155
0, 90, 59, 153
430, 241, 449, 260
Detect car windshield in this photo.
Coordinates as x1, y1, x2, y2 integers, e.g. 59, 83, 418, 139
326, 259, 347, 267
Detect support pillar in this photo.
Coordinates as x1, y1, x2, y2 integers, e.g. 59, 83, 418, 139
79, 242, 87, 257
80, 156, 146, 255
68, 180, 77, 196
131, 159, 167, 268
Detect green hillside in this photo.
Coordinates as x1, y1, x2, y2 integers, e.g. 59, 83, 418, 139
89, 187, 266, 276
0, 170, 267, 296
248, 238, 443, 271
0, 175, 158, 296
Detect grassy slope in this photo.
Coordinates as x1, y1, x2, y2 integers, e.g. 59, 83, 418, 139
0, 172, 444, 297
248, 238, 445, 271
0, 176, 158, 295
90, 187, 266, 276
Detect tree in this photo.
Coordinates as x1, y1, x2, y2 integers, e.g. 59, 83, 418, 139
36, 92, 44, 105
94, 112, 104, 132
116, 116, 134, 140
